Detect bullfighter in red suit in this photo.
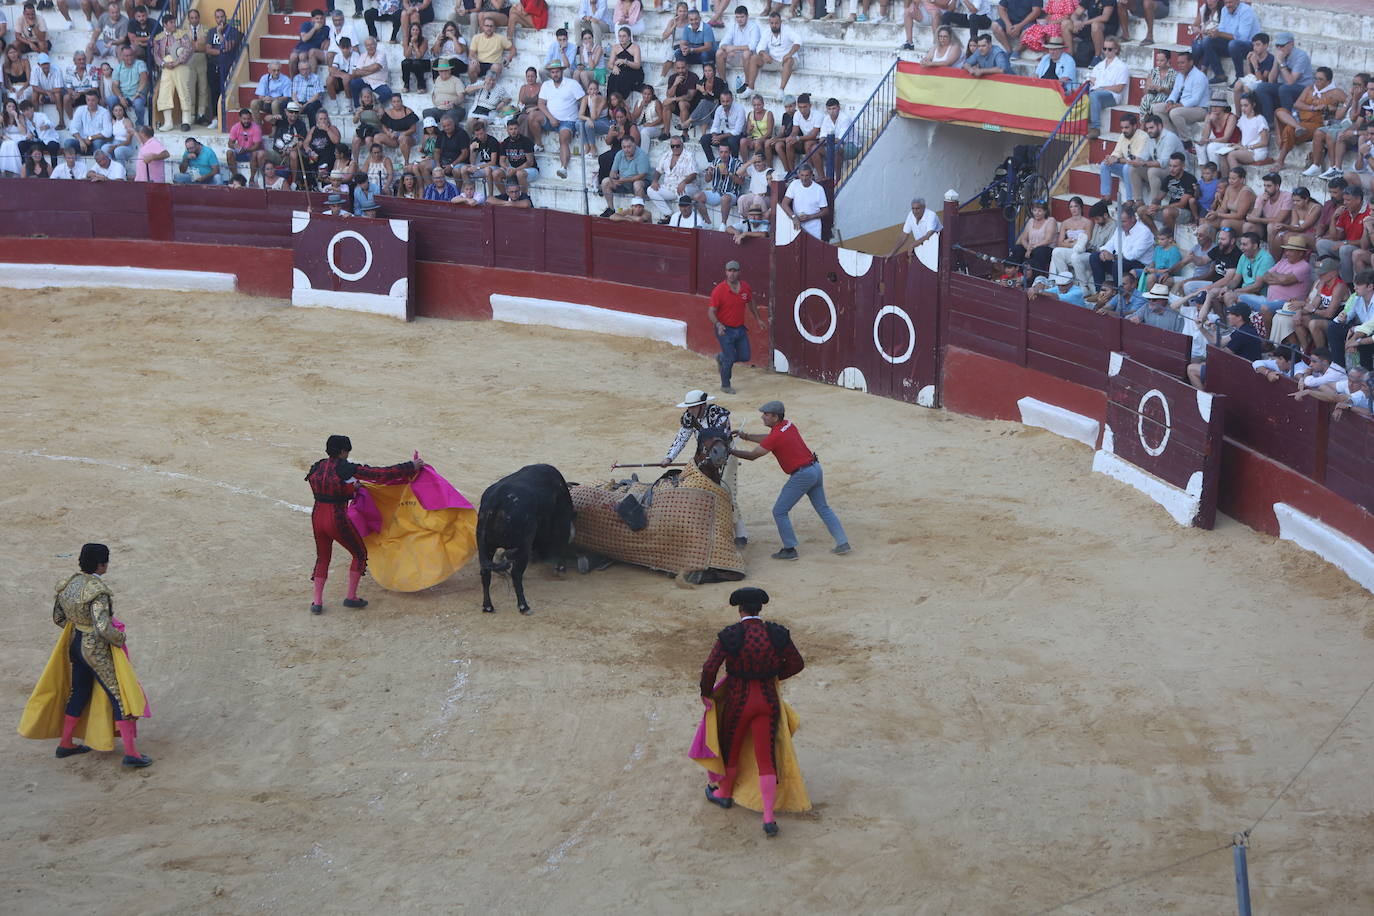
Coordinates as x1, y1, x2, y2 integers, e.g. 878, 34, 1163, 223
700, 587, 804, 837
305, 435, 424, 615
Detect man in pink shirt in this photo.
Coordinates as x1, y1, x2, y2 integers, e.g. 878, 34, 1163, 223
1241, 171, 1292, 249
1238, 233, 1315, 344
225, 106, 266, 184
132, 124, 170, 182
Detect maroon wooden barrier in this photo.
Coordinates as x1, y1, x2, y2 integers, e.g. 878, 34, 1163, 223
291, 210, 415, 320
1026, 296, 1118, 390
1121, 319, 1192, 379
0, 179, 152, 240
1203, 346, 1330, 480
770, 231, 939, 403
945, 272, 1025, 365
1100, 352, 1225, 528
1324, 410, 1374, 515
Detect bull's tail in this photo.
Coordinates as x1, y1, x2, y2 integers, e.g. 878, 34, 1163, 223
481, 557, 512, 573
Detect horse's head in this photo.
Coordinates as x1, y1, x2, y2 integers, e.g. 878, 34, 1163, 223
694, 427, 731, 483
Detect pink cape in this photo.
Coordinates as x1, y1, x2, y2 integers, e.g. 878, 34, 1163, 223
347, 466, 473, 537
110, 618, 151, 718
688, 679, 727, 781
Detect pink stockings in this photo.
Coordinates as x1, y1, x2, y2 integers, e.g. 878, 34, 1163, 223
310, 569, 364, 606
59, 714, 80, 748
116, 719, 141, 758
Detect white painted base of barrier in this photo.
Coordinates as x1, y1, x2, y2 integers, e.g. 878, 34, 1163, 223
1092, 442, 1202, 527
291, 282, 409, 319
490, 294, 688, 348
1274, 503, 1374, 594
1017, 397, 1100, 447
0, 263, 236, 292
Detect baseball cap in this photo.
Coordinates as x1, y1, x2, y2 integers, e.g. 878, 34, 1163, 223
678, 195, 693, 205
1273, 31, 1294, 46
781, 93, 797, 106
36, 52, 50, 65
758, 400, 785, 415
286, 101, 301, 112
1315, 256, 1340, 273
631, 196, 645, 206
422, 116, 438, 129
725, 260, 741, 270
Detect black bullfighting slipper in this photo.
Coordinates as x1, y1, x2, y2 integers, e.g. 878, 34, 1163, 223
705, 785, 733, 809
310, 603, 324, 615
342, 598, 368, 609
55, 745, 91, 758
122, 754, 153, 768
763, 821, 779, 838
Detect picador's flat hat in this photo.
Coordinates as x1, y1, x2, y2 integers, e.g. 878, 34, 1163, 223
729, 587, 770, 607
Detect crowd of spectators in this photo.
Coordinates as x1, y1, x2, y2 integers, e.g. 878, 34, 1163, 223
970, 0, 1374, 399
0, 0, 866, 234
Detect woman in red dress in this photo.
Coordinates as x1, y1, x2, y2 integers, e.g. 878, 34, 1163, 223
305, 435, 423, 614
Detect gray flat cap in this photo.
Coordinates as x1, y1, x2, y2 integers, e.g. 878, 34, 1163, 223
758, 400, 785, 415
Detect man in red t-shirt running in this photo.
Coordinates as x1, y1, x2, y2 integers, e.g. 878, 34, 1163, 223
708, 259, 763, 394
731, 400, 850, 560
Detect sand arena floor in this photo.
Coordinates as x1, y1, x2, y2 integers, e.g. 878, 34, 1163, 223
1, 287, 1372, 915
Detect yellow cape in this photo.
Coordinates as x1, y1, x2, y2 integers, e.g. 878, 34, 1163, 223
17, 623, 149, 752
692, 680, 812, 814
361, 481, 478, 592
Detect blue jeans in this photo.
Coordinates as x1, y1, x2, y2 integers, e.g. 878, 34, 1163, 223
1252, 80, 1306, 124
1099, 161, 1130, 199
1192, 36, 1248, 80
1088, 89, 1117, 130
105, 92, 148, 126
349, 79, 393, 107
773, 460, 847, 550
716, 323, 750, 387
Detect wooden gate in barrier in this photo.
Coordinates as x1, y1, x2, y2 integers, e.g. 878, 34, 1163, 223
770, 230, 940, 405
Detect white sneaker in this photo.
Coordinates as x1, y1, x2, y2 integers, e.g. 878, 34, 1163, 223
533, 143, 544, 152
556, 166, 567, 179
1319, 167, 1342, 179
1301, 164, 1321, 176
738, 86, 752, 99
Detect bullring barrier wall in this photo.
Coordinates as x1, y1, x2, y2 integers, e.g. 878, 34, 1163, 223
938, 201, 1374, 589
2, 181, 1371, 589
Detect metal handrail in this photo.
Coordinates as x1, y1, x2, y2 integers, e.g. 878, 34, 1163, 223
784, 59, 897, 187
959, 80, 1090, 212
216, 0, 271, 129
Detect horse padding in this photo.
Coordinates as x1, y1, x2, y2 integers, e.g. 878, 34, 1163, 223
570, 465, 745, 578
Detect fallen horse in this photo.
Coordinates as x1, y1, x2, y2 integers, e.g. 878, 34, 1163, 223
570, 430, 745, 584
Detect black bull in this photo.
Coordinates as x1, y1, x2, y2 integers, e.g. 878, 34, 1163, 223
476, 464, 576, 615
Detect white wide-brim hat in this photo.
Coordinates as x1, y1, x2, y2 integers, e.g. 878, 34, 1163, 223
676, 389, 715, 408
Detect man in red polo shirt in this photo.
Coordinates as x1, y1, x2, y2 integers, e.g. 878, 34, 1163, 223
731, 400, 850, 560
708, 259, 763, 394
1317, 185, 1371, 284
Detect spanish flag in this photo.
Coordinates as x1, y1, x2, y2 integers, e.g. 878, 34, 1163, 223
896, 62, 1085, 136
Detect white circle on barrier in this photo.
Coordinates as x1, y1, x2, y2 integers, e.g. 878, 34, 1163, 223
873, 305, 915, 365
327, 230, 373, 282
1137, 388, 1171, 457
793, 287, 837, 345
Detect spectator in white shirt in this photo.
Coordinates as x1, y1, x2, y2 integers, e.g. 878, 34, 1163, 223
779, 91, 822, 174
1090, 203, 1154, 287
1290, 348, 1348, 400
647, 134, 700, 220
29, 53, 65, 129
87, 148, 126, 181
669, 194, 708, 227
714, 5, 761, 89
745, 12, 799, 96
535, 62, 586, 178
1084, 38, 1128, 137
735, 149, 772, 216
888, 197, 943, 257
66, 91, 113, 155
702, 89, 745, 161
51, 148, 89, 180
816, 97, 852, 178
259, 161, 288, 189
327, 9, 362, 53
779, 163, 828, 239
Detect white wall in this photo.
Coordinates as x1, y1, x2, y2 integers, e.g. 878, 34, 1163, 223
835, 118, 1033, 243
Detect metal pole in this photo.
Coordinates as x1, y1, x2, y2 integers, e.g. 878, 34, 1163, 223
1233, 834, 1252, 916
